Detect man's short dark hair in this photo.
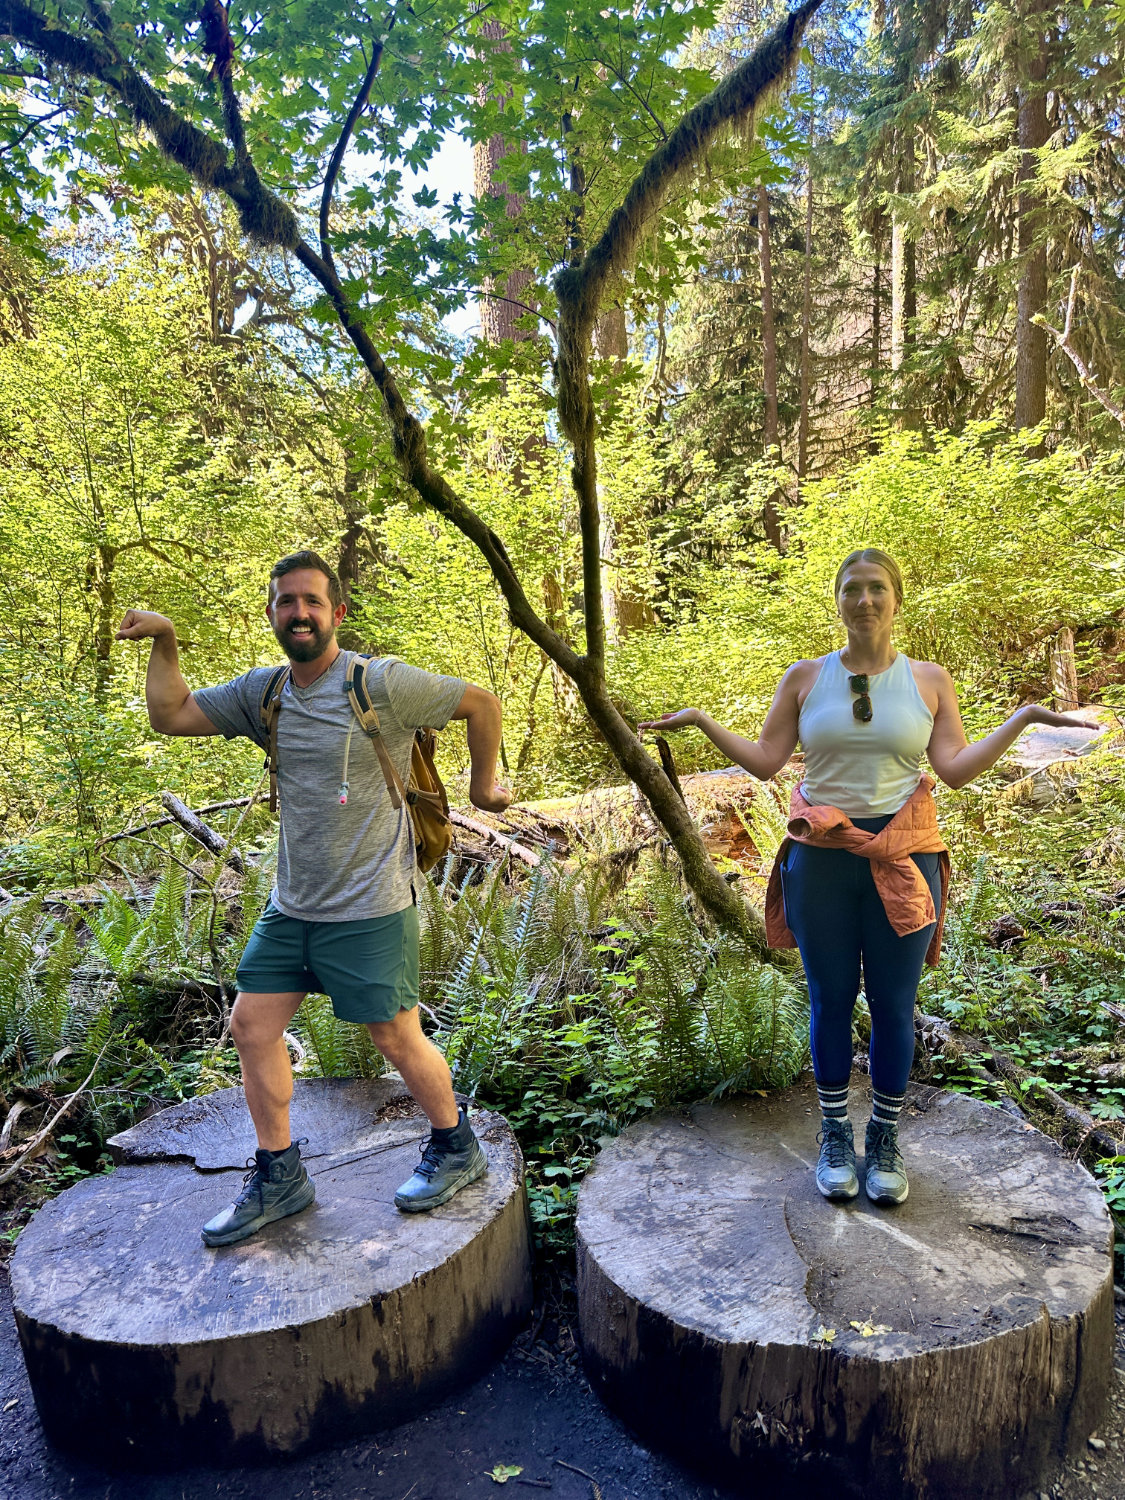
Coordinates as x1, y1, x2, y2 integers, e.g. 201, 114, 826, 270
269, 551, 343, 609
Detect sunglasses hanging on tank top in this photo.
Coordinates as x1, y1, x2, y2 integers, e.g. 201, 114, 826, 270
849, 673, 873, 723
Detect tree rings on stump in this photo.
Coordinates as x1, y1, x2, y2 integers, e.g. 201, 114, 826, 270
11, 1077, 531, 1467
576, 1080, 1113, 1500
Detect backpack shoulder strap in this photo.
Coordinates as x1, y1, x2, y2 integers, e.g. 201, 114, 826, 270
344, 652, 407, 811
259, 665, 292, 814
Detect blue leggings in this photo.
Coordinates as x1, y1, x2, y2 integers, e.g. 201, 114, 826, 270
779, 820, 941, 1095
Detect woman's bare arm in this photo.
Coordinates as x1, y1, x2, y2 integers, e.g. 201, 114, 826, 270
922, 663, 1099, 789
637, 663, 811, 780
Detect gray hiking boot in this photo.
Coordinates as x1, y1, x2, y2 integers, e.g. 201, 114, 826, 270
201, 1141, 315, 1247
864, 1120, 909, 1205
394, 1109, 487, 1212
816, 1117, 859, 1201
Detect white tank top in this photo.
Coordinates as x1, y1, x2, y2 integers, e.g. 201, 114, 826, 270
798, 651, 934, 816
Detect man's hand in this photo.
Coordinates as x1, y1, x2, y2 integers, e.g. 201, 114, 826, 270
115, 610, 219, 737
116, 609, 174, 642
470, 781, 513, 815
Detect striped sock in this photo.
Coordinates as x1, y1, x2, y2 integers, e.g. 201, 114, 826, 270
816, 1080, 850, 1122
871, 1087, 906, 1127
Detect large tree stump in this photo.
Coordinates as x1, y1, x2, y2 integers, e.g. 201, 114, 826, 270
576, 1080, 1113, 1499
11, 1077, 531, 1468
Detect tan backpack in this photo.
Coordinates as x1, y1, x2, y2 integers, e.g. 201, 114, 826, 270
259, 652, 454, 873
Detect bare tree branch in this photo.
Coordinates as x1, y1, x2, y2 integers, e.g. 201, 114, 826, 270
1035, 268, 1125, 431
320, 23, 390, 267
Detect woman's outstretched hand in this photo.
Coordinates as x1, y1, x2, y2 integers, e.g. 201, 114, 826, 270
1020, 704, 1103, 732
636, 708, 702, 736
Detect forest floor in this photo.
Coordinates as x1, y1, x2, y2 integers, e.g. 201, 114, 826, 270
1, 1261, 1124, 1500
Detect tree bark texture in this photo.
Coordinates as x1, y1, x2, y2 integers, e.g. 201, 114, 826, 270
594, 305, 628, 363
890, 140, 916, 379
11, 1078, 532, 1467
797, 152, 814, 480
1013, 0, 1050, 438
758, 184, 780, 456
870, 210, 883, 413
577, 1079, 1113, 1499
473, 22, 533, 346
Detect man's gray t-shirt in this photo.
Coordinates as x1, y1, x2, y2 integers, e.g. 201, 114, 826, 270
195, 653, 466, 922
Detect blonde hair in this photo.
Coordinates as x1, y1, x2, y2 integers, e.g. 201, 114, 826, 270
834, 548, 904, 606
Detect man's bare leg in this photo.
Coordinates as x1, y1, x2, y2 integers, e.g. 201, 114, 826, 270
201, 991, 313, 1246
229, 991, 306, 1150
366, 1006, 459, 1129
370, 1007, 487, 1211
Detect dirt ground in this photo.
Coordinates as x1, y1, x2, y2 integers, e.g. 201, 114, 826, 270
1, 1269, 1124, 1500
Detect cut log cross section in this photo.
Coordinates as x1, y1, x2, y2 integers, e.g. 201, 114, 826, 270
576, 1081, 1113, 1500
10, 1078, 532, 1468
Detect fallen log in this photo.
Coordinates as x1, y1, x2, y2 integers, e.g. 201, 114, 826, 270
98, 796, 257, 846
448, 811, 541, 867
159, 791, 246, 874
915, 1012, 1125, 1159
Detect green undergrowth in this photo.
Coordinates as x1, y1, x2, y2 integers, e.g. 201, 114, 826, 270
913, 739, 1125, 1268
0, 844, 810, 1256
5, 739, 1125, 1264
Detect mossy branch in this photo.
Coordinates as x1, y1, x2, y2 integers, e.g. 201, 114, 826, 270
0, 0, 578, 670
552, 0, 823, 679
555, 0, 824, 338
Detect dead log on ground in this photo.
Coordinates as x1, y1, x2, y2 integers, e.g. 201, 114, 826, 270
159, 792, 246, 874
916, 1011, 1125, 1157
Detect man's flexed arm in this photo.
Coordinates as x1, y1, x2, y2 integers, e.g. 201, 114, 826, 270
115, 611, 221, 737
448, 685, 511, 814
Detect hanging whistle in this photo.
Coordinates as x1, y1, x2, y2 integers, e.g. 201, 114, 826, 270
338, 782, 349, 806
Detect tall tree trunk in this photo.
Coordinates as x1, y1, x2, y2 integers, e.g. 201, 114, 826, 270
870, 207, 883, 412
336, 463, 363, 610
88, 541, 117, 702
759, 184, 780, 457
1013, 1, 1049, 442
335, 463, 371, 651
797, 150, 814, 481
890, 122, 917, 429
890, 160, 915, 374
473, 21, 532, 346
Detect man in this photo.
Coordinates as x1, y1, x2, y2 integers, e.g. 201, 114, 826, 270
116, 550, 511, 1247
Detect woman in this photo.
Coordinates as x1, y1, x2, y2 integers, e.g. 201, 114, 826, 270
639, 548, 1096, 1207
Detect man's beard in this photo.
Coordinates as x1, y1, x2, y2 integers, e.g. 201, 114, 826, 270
272, 618, 334, 663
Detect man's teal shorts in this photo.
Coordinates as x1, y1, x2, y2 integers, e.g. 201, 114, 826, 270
236, 902, 420, 1024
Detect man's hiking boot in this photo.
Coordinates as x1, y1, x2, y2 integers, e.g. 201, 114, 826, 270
815, 1117, 859, 1201
864, 1120, 909, 1205
394, 1109, 487, 1212
201, 1141, 315, 1247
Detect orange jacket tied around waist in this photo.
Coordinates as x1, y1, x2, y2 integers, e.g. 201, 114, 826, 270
764, 778, 951, 966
